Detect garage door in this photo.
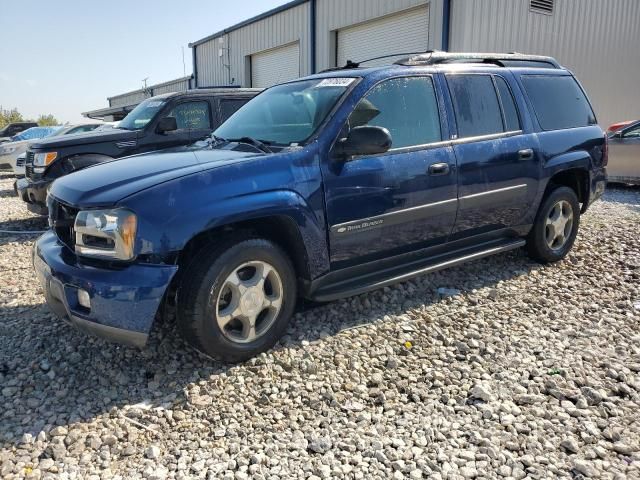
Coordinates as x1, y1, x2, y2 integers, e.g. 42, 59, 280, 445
251, 42, 300, 88
337, 6, 430, 68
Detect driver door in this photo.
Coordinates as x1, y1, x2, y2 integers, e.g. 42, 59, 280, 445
143, 100, 213, 153
321, 76, 458, 267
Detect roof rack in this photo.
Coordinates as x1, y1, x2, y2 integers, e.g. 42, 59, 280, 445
395, 51, 561, 69
319, 51, 428, 73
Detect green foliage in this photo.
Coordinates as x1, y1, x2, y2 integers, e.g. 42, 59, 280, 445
37, 114, 59, 126
0, 108, 24, 128
0, 108, 58, 129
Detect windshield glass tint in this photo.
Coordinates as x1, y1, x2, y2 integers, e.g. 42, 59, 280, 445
214, 78, 354, 145
119, 98, 166, 130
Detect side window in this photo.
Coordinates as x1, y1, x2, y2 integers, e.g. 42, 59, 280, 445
623, 125, 640, 138
521, 75, 596, 130
348, 76, 442, 149
447, 74, 504, 138
167, 101, 211, 130
494, 76, 521, 132
219, 99, 248, 122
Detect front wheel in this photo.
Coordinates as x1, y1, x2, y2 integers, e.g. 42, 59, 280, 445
526, 186, 581, 263
177, 237, 297, 362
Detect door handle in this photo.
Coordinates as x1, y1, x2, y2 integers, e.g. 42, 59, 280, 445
518, 148, 534, 160
428, 162, 450, 176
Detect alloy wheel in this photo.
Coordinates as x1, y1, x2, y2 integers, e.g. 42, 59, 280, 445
215, 261, 283, 344
544, 200, 574, 251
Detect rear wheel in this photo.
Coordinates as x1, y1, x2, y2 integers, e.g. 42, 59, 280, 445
526, 186, 580, 263
177, 237, 297, 362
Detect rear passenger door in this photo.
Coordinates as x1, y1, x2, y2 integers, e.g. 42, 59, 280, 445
445, 73, 540, 238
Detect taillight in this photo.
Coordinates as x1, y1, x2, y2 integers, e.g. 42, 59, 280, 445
602, 133, 609, 166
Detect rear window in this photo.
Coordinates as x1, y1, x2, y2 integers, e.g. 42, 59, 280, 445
522, 75, 596, 130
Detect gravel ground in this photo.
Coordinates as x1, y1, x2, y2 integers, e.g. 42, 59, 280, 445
0, 171, 639, 480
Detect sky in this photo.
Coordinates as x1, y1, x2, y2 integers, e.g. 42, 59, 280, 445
0, 0, 287, 124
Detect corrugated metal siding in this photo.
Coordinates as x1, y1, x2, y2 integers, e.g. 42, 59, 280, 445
195, 2, 310, 87
108, 77, 192, 107
450, 0, 640, 128
153, 77, 192, 95
316, 0, 444, 70
109, 91, 149, 108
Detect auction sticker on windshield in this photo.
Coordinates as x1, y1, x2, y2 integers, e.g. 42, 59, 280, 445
314, 78, 355, 88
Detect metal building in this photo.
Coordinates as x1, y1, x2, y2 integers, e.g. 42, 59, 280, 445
84, 76, 194, 121
87, 0, 638, 128
188, 0, 638, 128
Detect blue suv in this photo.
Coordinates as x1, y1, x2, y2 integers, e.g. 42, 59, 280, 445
34, 52, 607, 362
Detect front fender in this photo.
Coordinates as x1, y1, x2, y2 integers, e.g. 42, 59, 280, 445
127, 182, 329, 279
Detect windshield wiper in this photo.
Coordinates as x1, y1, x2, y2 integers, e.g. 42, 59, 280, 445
228, 136, 273, 154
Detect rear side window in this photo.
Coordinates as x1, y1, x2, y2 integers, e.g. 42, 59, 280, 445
494, 76, 521, 132
447, 75, 504, 138
349, 76, 442, 149
219, 99, 248, 122
522, 75, 595, 130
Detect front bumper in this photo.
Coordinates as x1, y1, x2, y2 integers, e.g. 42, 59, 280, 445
16, 177, 51, 215
34, 231, 178, 348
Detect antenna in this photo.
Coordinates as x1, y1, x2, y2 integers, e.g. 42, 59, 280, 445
182, 46, 186, 77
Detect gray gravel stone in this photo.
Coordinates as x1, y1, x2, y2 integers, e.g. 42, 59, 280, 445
0, 175, 639, 479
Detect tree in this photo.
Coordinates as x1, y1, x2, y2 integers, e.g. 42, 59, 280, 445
37, 114, 59, 126
0, 108, 24, 128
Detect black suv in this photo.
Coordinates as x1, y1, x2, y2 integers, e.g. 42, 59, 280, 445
0, 122, 38, 143
17, 88, 259, 214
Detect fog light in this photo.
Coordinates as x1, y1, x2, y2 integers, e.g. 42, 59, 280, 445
77, 289, 91, 309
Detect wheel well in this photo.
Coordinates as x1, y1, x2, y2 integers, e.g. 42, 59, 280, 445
178, 216, 311, 282
547, 168, 589, 206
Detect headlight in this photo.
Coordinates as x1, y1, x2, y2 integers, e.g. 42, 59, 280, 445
0, 146, 17, 155
33, 152, 58, 167
74, 208, 137, 260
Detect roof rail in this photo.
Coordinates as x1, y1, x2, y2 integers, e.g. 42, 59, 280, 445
395, 51, 561, 69
319, 51, 428, 73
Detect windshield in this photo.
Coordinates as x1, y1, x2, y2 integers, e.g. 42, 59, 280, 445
12, 127, 60, 142
214, 78, 355, 146
118, 98, 167, 131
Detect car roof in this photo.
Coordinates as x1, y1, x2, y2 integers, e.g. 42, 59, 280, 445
149, 88, 262, 102
298, 51, 567, 82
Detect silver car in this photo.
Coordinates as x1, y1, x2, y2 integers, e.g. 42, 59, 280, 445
608, 120, 640, 185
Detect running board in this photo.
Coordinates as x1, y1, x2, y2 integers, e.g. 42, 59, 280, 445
310, 239, 526, 302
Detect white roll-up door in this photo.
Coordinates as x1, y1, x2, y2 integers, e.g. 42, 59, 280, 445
336, 6, 430, 68
251, 42, 300, 88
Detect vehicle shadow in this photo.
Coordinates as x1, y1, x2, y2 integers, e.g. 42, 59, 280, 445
0, 175, 17, 198
0, 217, 48, 247
0, 248, 541, 452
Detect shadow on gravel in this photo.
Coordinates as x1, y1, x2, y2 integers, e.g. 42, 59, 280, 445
0, 217, 48, 247
0, 248, 538, 451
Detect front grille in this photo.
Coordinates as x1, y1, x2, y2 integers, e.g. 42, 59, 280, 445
48, 197, 78, 251
25, 151, 35, 178
16, 156, 25, 167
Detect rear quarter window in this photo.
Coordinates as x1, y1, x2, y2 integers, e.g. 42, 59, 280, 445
522, 75, 596, 130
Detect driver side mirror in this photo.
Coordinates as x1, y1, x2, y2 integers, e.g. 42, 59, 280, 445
334, 126, 392, 159
156, 117, 178, 134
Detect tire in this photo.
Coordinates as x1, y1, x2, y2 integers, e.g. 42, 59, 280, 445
526, 185, 581, 263
177, 236, 297, 362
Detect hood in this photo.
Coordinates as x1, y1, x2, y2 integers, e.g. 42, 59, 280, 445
29, 128, 137, 150
50, 147, 262, 207
0, 139, 29, 153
